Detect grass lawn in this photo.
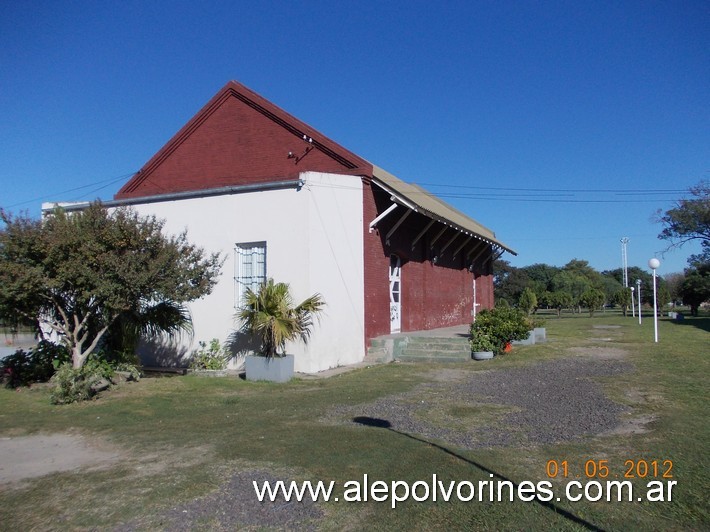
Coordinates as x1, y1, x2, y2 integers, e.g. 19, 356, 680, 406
0, 311, 708, 530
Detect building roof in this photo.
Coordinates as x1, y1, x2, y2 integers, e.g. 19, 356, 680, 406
115, 80, 515, 256
371, 166, 515, 255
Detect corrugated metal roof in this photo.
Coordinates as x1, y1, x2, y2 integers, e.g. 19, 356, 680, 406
372, 165, 517, 255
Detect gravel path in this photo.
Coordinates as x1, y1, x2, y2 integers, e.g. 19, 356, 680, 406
325, 354, 634, 449
50, 346, 636, 530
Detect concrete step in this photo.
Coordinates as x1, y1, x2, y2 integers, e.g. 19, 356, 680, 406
400, 341, 470, 352
398, 336, 472, 362
399, 345, 470, 357
368, 330, 474, 364
407, 336, 470, 346
397, 351, 471, 363
364, 346, 391, 364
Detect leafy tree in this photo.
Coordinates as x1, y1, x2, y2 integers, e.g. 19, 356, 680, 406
518, 287, 537, 315
545, 291, 574, 318
564, 259, 604, 288
611, 287, 633, 317
0, 204, 223, 369
606, 266, 656, 306
656, 286, 671, 316
579, 288, 605, 317
663, 272, 685, 306
493, 260, 530, 305
657, 180, 710, 265
680, 264, 710, 316
600, 275, 623, 304
551, 270, 590, 313
521, 263, 560, 301
522, 263, 561, 290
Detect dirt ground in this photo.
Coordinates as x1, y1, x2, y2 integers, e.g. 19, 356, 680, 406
0, 433, 123, 484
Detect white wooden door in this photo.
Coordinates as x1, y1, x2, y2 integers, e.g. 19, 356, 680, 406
389, 255, 401, 333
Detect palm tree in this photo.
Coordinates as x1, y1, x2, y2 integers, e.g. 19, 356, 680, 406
100, 300, 192, 363
237, 279, 324, 359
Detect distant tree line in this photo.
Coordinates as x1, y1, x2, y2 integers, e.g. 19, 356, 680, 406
495, 179, 709, 316
493, 259, 672, 317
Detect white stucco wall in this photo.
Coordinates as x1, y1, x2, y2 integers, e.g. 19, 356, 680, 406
124, 171, 365, 373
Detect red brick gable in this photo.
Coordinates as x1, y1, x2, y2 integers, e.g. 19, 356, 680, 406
116, 81, 373, 199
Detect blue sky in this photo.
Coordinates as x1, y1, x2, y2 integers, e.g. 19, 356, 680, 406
1, 0, 707, 275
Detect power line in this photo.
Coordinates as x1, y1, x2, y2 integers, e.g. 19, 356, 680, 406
414, 182, 688, 194
4, 172, 135, 210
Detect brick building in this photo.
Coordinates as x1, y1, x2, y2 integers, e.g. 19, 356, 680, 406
58, 81, 516, 372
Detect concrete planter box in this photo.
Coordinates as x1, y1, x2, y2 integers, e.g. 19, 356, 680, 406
189, 369, 229, 377
534, 327, 546, 343
472, 351, 494, 361
512, 330, 536, 346
245, 354, 294, 383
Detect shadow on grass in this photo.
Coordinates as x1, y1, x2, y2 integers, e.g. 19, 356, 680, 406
667, 316, 710, 333
353, 416, 604, 532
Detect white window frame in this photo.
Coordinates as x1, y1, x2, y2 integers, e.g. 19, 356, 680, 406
234, 241, 267, 307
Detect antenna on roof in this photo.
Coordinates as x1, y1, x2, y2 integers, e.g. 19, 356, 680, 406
289, 134, 315, 163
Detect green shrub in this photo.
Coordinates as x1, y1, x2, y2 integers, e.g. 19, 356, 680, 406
579, 288, 606, 317
114, 362, 142, 381
470, 307, 531, 355
470, 333, 497, 353
49, 354, 116, 404
529, 316, 546, 329
189, 339, 229, 370
518, 287, 538, 315
1, 341, 70, 388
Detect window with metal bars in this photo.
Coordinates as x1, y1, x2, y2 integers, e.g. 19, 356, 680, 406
234, 242, 266, 307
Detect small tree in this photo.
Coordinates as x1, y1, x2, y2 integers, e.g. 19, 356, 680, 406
0, 204, 223, 370
579, 288, 606, 317
611, 287, 632, 317
237, 279, 325, 359
546, 290, 573, 318
656, 286, 671, 317
518, 287, 537, 315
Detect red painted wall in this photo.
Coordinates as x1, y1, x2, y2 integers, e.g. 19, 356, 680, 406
362, 184, 494, 344
362, 181, 392, 344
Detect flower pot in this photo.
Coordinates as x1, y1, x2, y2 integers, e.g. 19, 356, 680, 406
245, 354, 294, 383
472, 351, 494, 361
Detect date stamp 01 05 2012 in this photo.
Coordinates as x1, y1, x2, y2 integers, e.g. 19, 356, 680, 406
546, 459, 673, 480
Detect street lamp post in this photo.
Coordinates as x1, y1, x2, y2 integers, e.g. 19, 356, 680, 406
649, 258, 661, 343
630, 286, 635, 318
636, 279, 642, 325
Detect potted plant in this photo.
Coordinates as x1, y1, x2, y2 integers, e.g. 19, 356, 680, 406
237, 279, 324, 382
470, 333, 496, 361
